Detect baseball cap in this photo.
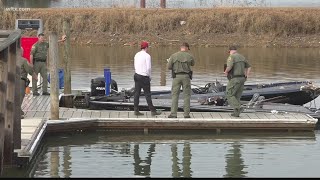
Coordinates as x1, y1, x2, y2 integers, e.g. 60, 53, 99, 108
181, 42, 190, 50
140, 41, 149, 49
38, 33, 45, 37
229, 45, 237, 50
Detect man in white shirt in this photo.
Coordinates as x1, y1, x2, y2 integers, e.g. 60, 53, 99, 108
133, 41, 161, 116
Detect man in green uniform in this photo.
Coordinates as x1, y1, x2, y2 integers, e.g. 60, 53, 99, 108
30, 33, 66, 96
224, 46, 251, 117
19, 48, 38, 119
167, 42, 195, 118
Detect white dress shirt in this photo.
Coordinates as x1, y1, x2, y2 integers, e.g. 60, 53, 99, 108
134, 50, 152, 78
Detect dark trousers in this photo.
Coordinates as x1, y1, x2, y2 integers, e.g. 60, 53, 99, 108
133, 73, 156, 112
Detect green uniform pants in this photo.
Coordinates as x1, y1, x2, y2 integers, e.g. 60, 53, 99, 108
170, 74, 191, 117
226, 77, 246, 116
32, 61, 48, 93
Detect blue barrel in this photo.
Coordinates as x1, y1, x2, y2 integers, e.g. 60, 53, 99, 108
104, 68, 111, 96
47, 69, 64, 89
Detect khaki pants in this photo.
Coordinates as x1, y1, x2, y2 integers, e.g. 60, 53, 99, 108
170, 74, 191, 117
226, 77, 246, 116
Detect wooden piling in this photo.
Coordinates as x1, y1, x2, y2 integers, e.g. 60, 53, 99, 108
0, 29, 21, 174
0, 119, 3, 175
49, 32, 59, 120
160, 0, 166, 8
140, 0, 146, 8
0, 49, 7, 175
14, 55, 21, 149
3, 42, 17, 165
63, 19, 72, 108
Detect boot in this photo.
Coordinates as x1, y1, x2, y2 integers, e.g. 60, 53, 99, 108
184, 115, 191, 118
168, 114, 177, 118
151, 111, 161, 116
134, 111, 144, 116
231, 113, 239, 117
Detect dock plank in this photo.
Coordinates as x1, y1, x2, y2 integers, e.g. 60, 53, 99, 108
72, 111, 83, 118
247, 113, 260, 119
109, 111, 119, 118
210, 112, 222, 119
34, 111, 45, 118
220, 113, 232, 119
191, 112, 204, 119
82, 111, 92, 118
118, 111, 129, 118
91, 111, 101, 118
101, 111, 110, 118
61, 111, 74, 119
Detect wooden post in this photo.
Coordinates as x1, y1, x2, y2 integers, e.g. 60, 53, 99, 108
0, 49, 7, 175
140, 0, 146, 8
50, 147, 60, 177
160, 0, 166, 8
0, 118, 3, 175
63, 19, 73, 108
49, 32, 59, 120
14, 55, 21, 149
4, 42, 17, 166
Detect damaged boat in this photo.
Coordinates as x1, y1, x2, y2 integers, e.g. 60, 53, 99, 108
59, 77, 320, 116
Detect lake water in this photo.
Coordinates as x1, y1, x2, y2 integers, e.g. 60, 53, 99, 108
63, 45, 320, 108
3, 45, 320, 177
2, 0, 320, 8
4, 131, 320, 178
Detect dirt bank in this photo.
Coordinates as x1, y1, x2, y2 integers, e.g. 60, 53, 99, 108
1, 7, 320, 48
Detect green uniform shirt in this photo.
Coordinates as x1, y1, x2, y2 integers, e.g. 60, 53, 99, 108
167, 51, 195, 73
31, 41, 49, 60
226, 53, 251, 76
19, 57, 34, 79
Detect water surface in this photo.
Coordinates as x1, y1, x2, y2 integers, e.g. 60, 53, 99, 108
61, 45, 320, 108
6, 131, 320, 178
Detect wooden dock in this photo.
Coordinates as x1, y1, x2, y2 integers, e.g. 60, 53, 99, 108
17, 93, 318, 167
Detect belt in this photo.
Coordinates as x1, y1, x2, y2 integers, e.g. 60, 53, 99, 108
34, 58, 46, 62
135, 73, 149, 78
175, 72, 189, 75
232, 75, 246, 78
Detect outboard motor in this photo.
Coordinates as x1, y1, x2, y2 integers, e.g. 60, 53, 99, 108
206, 80, 224, 93
90, 77, 118, 96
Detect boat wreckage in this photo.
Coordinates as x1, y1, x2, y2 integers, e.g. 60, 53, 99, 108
59, 77, 320, 119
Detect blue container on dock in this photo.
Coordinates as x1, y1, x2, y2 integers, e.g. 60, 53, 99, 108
47, 69, 64, 89
104, 68, 111, 96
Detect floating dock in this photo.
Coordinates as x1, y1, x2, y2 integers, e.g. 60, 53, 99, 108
16, 93, 318, 166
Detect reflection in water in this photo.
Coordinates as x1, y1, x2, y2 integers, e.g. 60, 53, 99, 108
50, 147, 60, 178
224, 143, 247, 178
171, 143, 192, 178
10, 132, 319, 178
63, 147, 72, 178
133, 144, 155, 177
182, 143, 192, 177
171, 144, 181, 177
